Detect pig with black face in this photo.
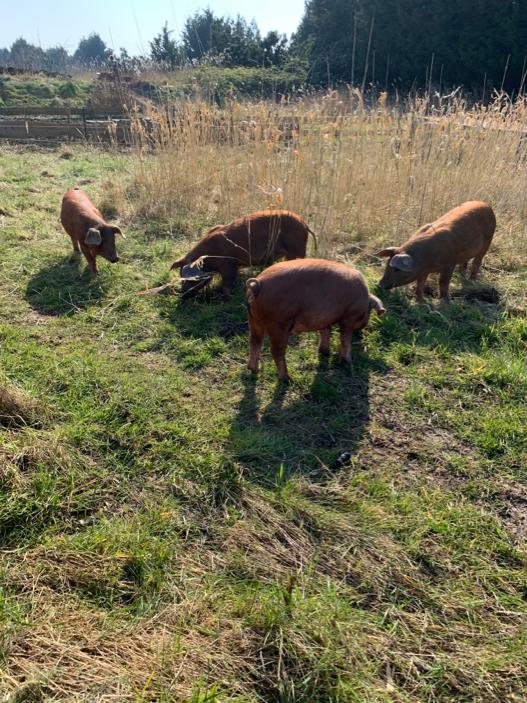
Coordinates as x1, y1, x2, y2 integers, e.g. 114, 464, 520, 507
171, 210, 317, 300
60, 188, 124, 276
376, 201, 496, 302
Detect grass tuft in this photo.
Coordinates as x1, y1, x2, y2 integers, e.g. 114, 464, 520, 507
0, 382, 43, 429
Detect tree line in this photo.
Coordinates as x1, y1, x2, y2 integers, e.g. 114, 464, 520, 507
2, 1, 527, 94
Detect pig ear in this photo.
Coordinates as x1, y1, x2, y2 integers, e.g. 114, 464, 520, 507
375, 247, 398, 258
369, 295, 386, 316
85, 227, 102, 246
112, 226, 125, 239
390, 253, 414, 272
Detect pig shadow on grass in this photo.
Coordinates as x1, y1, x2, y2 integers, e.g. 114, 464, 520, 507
25, 254, 107, 316
224, 343, 387, 486
375, 278, 503, 355
153, 281, 250, 345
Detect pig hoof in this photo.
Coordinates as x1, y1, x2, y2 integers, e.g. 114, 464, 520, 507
278, 375, 291, 385
318, 346, 330, 356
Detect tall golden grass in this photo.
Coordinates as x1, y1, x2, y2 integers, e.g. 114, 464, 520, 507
129, 89, 527, 266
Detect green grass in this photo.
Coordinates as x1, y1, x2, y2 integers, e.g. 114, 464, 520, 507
0, 67, 305, 110
0, 146, 527, 701
126, 66, 307, 105
0, 75, 93, 107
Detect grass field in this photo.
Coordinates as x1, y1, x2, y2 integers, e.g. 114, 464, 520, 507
0, 75, 93, 107
1, 93, 527, 701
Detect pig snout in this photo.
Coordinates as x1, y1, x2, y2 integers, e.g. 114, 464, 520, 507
378, 264, 416, 290
110, 256, 119, 263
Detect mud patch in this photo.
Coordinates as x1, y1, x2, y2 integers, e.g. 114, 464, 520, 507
461, 285, 500, 304
498, 484, 527, 542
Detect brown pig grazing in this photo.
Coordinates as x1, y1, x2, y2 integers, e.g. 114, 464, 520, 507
171, 210, 316, 299
246, 258, 385, 382
376, 201, 496, 302
60, 188, 123, 276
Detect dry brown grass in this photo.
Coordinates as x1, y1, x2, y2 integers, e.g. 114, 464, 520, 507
129, 89, 527, 268
0, 383, 43, 430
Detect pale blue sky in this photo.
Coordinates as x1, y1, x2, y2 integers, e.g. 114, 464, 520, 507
1, 0, 306, 54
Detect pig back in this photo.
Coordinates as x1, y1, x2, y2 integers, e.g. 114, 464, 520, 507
251, 259, 370, 329
198, 211, 305, 265
61, 189, 104, 239
407, 201, 496, 266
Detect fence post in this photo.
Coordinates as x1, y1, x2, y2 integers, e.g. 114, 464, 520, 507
82, 107, 87, 139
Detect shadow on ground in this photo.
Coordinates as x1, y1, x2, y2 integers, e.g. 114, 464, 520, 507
220, 274, 503, 485
374, 276, 503, 354
224, 341, 388, 485
25, 255, 107, 316
154, 278, 249, 343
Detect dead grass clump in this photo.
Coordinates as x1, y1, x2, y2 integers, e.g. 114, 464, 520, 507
0, 434, 91, 478
87, 81, 129, 115
1, 550, 256, 701
7, 682, 49, 703
97, 178, 126, 221
0, 384, 43, 429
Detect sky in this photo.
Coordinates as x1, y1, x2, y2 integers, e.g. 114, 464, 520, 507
0, 0, 306, 54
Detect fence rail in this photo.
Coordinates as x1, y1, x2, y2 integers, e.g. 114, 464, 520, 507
0, 105, 131, 143
0, 106, 127, 118
0, 104, 303, 145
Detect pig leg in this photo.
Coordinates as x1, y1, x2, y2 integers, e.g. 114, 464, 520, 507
415, 274, 428, 301
70, 236, 80, 253
318, 327, 331, 355
248, 322, 264, 374
438, 265, 455, 302
458, 261, 469, 277
284, 238, 308, 260
220, 265, 239, 300
268, 328, 290, 382
338, 319, 354, 364
469, 248, 488, 280
80, 245, 98, 276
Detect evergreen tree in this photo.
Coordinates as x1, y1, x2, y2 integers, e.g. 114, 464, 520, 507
261, 31, 289, 68
293, 0, 527, 93
74, 33, 108, 66
181, 9, 287, 68
150, 23, 183, 68
44, 46, 69, 73
9, 38, 44, 70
